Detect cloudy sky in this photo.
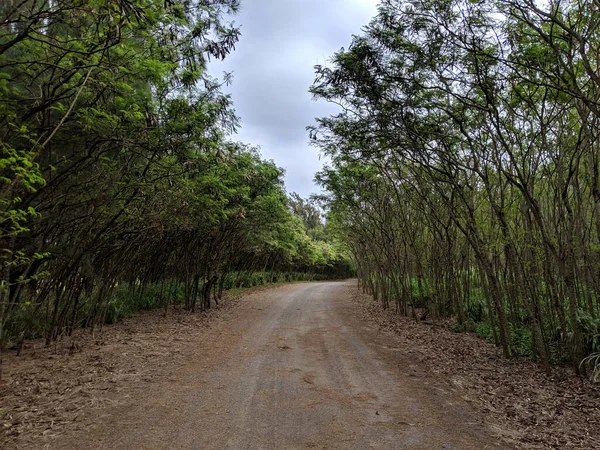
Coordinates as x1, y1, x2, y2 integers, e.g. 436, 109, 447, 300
210, 0, 379, 198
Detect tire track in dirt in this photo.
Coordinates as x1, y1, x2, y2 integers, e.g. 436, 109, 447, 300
8, 281, 510, 449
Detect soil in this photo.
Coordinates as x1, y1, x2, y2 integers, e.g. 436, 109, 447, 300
1, 281, 597, 449
353, 288, 600, 449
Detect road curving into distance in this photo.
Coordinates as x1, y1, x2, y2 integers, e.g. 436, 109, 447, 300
54, 281, 508, 450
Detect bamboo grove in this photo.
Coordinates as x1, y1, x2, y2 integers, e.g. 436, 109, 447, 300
0, 0, 352, 355
311, 0, 600, 376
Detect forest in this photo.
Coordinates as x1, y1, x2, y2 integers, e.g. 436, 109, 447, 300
311, 0, 600, 378
2, 1, 600, 448
0, 0, 352, 361
3, 0, 600, 387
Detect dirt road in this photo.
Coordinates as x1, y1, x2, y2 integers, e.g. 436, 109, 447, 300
53, 281, 507, 449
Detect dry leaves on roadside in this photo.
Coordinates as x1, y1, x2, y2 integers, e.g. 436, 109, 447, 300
0, 286, 265, 449
352, 289, 600, 450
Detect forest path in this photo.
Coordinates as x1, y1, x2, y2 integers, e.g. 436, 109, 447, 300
53, 281, 507, 449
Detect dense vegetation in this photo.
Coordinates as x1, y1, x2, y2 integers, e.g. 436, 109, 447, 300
0, 0, 352, 358
311, 0, 600, 379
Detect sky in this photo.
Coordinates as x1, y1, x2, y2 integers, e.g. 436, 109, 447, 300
210, 0, 379, 198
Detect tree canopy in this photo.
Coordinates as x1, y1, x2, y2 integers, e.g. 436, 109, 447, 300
311, 0, 600, 378
0, 0, 353, 356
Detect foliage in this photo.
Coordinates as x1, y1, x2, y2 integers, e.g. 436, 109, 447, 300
310, 0, 600, 378
0, 1, 353, 354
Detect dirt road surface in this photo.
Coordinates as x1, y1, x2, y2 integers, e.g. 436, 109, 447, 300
51, 281, 508, 449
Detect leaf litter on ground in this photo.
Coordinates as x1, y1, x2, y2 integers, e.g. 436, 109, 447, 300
351, 289, 600, 450
0, 284, 280, 449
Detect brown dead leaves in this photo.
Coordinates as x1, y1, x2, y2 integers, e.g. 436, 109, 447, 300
0, 287, 255, 449
352, 289, 600, 449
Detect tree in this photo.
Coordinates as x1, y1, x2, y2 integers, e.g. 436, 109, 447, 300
0, 1, 352, 373
310, 0, 600, 374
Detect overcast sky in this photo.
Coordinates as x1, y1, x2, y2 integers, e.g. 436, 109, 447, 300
210, 0, 379, 198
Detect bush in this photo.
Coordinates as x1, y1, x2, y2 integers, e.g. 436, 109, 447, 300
510, 326, 532, 357
474, 322, 496, 344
